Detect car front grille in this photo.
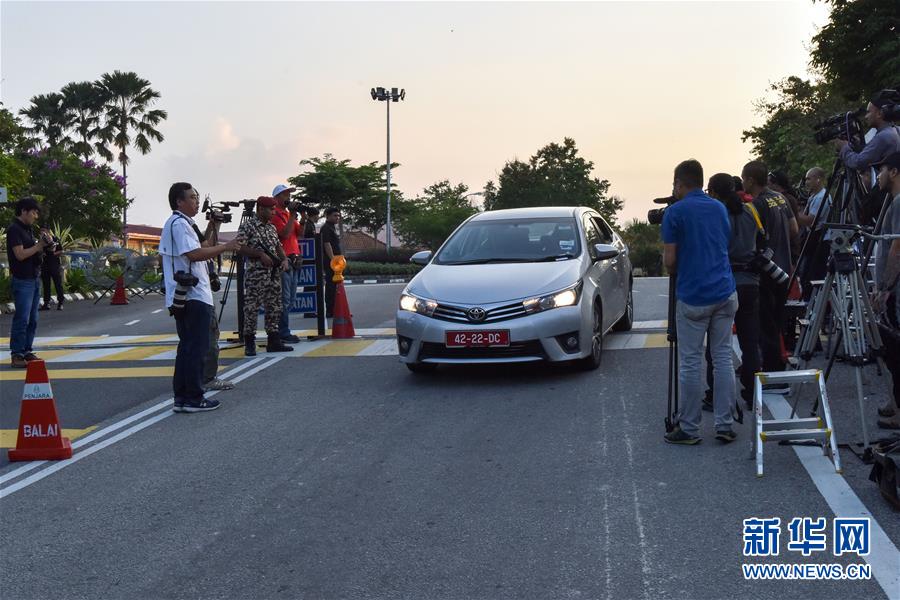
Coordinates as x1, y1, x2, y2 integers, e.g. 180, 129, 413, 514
418, 340, 545, 361
432, 301, 528, 324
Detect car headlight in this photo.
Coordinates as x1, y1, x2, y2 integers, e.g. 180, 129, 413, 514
399, 293, 438, 317
523, 282, 583, 314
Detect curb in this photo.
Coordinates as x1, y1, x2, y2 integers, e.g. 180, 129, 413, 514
1, 288, 155, 314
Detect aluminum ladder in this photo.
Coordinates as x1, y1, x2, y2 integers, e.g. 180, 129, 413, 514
753, 369, 841, 477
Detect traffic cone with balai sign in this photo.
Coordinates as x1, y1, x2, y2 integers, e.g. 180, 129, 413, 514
330, 255, 355, 339
8, 360, 72, 461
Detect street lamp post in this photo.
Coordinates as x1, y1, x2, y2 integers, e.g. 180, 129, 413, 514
370, 86, 405, 254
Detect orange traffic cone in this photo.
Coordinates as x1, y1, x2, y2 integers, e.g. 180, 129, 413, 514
8, 360, 72, 461
110, 275, 128, 305
331, 281, 355, 338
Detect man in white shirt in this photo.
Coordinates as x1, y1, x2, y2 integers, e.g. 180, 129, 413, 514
798, 166, 832, 298
160, 183, 241, 413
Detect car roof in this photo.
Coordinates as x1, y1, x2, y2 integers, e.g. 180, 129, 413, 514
469, 207, 586, 221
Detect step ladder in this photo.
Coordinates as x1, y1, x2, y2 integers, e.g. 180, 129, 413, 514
753, 369, 841, 477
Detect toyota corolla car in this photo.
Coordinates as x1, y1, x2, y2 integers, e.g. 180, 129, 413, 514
396, 207, 633, 372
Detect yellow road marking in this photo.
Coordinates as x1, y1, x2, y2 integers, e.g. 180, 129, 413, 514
0, 366, 173, 381
219, 346, 248, 359
28, 349, 88, 360
303, 340, 376, 357
49, 336, 109, 346
123, 334, 176, 344
93, 345, 172, 361
0, 426, 97, 448
642, 333, 668, 349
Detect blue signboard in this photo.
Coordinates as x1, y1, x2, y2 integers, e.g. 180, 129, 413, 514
299, 238, 315, 261
297, 265, 317, 286
290, 291, 318, 314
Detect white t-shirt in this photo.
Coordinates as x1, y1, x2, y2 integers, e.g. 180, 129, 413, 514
159, 211, 213, 307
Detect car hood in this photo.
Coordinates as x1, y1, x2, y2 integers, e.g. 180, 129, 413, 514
408, 260, 584, 305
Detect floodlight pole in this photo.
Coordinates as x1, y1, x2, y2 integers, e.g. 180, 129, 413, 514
386, 98, 392, 254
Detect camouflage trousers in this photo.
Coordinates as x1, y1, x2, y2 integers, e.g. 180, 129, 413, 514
243, 268, 282, 336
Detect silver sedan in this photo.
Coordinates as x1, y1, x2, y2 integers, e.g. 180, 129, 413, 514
396, 206, 633, 373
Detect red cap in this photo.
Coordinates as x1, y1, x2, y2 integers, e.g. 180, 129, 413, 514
256, 196, 276, 208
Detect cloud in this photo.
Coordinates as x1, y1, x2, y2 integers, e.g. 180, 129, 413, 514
206, 117, 241, 156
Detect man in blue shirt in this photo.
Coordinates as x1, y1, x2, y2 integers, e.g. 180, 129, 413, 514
662, 159, 738, 445
836, 92, 900, 172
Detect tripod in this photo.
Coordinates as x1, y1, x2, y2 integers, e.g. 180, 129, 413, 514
791, 225, 900, 460
216, 201, 256, 335
664, 274, 679, 432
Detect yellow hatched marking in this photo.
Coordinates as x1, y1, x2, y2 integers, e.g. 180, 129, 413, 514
642, 333, 668, 349
303, 340, 375, 357
123, 334, 176, 344
45, 336, 109, 346
93, 345, 173, 361
0, 426, 97, 448
219, 346, 249, 359
0, 366, 173, 381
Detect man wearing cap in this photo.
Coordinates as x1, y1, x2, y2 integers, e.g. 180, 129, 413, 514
872, 152, 900, 429
237, 196, 293, 356
271, 184, 303, 343
5, 197, 52, 368
835, 92, 900, 172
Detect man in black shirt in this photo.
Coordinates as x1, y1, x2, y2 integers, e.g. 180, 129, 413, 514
302, 207, 319, 239
5, 197, 52, 368
321, 207, 343, 318
39, 228, 65, 310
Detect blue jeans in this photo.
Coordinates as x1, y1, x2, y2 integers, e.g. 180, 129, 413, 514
675, 291, 738, 436
10, 277, 41, 356
174, 300, 212, 403
279, 266, 300, 337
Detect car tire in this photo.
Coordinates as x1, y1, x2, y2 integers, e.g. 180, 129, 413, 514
576, 304, 603, 371
406, 362, 438, 374
613, 283, 634, 332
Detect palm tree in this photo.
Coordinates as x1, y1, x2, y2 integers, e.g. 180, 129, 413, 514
19, 93, 72, 149
97, 70, 167, 236
61, 81, 109, 163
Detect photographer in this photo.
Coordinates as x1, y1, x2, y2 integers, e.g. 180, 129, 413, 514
797, 167, 832, 299
303, 206, 319, 239
742, 161, 798, 382
161, 183, 241, 413
39, 227, 64, 310
872, 152, 900, 430
835, 92, 900, 172
5, 197, 51, 368
321, 207, 343, 318
701, 173, 763, 411
662, 160, 738, 445
271, 184, 303, 344
237, 196, 293, 356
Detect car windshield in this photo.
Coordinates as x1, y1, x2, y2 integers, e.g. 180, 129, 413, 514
434, 217, 581, 265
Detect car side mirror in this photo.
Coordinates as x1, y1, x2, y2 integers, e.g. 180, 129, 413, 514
593, 243, 619, 262
410, 250, 433, 266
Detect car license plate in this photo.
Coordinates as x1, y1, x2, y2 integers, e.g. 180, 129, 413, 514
445, 330, 510, 348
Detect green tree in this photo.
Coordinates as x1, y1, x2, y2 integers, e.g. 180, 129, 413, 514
289, 154, 403, 239
19, 148, 127, 242
742, 77, 843, 180
61, 81, 110, 162
395, 180, 479, 250
620, 218, 663, 276
483, 137, 622, 227
98, 70, 167, 232
0, 106, 30, 203
810, 0, 900, 102
19, 93, 72, 149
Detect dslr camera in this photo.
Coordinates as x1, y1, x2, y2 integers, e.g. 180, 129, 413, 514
287, 195, 313, 214
169, 270, 199, 319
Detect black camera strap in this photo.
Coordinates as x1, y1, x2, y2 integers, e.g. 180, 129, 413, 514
169, 212, 202, 281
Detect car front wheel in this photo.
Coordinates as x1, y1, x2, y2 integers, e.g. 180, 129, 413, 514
576, 304, 603, 371
613, 283, 634, 332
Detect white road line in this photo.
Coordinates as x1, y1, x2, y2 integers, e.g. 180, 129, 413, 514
767, 395, 900, 599
731, 336, 899, 599
0, 358, 265, 488
152, 309, 163, 314
632, 320, 667, 330
125, 320, 141, 326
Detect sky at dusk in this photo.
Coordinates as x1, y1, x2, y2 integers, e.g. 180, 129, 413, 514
2, 1, 831, 232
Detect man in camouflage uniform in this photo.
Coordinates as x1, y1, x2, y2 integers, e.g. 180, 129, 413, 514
238, 196, 293, 356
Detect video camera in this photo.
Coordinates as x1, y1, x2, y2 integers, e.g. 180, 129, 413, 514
202, 199, 240, 224
286, 196, 313, 214
647, 195, 676, 225
814, 108, 865, 147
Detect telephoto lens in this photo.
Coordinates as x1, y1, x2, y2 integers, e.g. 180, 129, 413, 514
751, 250, 789, 287
169, 284, 189, 318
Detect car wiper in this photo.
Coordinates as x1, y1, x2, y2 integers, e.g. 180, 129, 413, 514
442, 257, 535, 265
535, 253, 576, 262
